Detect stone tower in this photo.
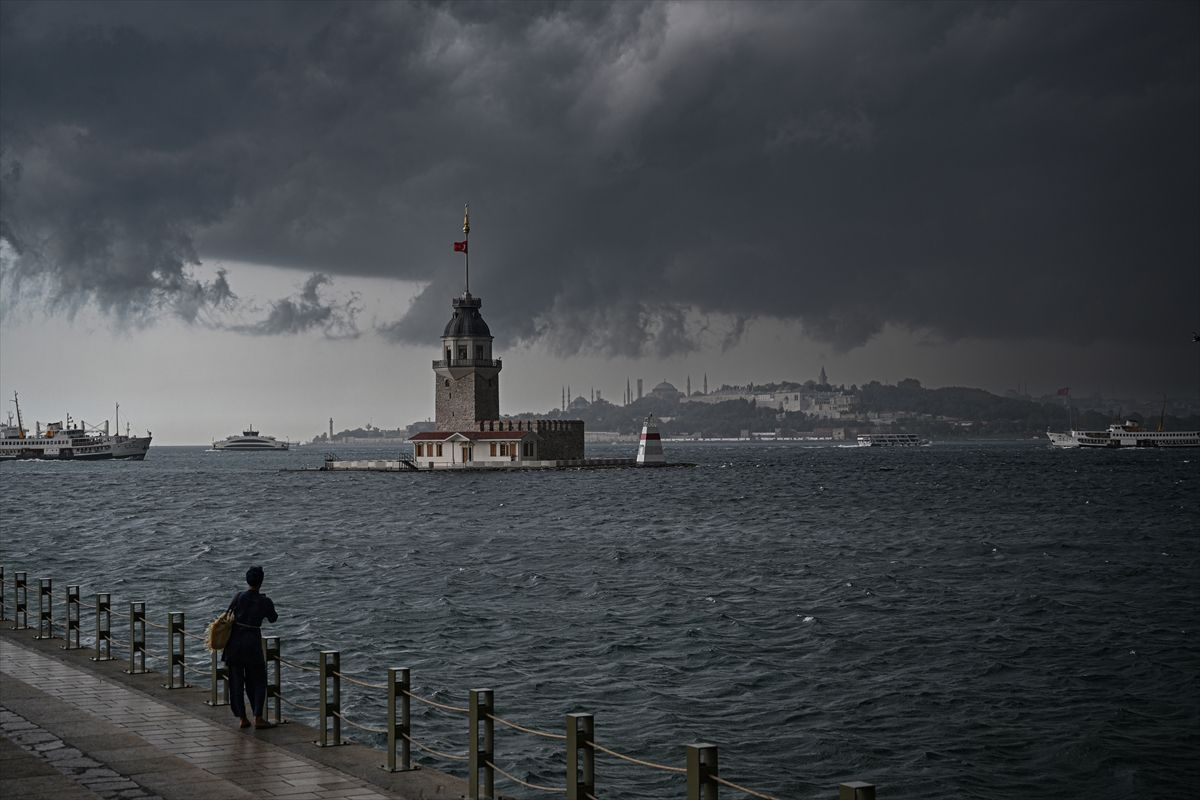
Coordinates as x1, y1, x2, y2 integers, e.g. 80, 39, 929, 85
434, 292, 501, 430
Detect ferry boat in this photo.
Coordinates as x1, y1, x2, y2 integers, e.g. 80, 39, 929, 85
856, 433, 928, 447
1047, 421, 1199, 449
212, 427, 290, 451
0, 394, 151, 461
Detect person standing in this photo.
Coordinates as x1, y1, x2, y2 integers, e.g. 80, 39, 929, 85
222, 565, 279, 729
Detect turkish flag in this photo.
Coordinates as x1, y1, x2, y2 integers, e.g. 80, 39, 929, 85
453, 241, 468, 253
1057, 387, 1070, 396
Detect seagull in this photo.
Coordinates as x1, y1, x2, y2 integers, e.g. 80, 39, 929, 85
1194, 331, 1200, 343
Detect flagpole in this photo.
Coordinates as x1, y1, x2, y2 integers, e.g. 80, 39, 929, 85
463, 203, 470, 294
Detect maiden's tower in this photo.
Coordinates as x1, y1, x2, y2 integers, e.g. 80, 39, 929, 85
406, 207, 585, 468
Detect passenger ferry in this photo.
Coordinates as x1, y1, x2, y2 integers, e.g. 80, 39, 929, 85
0, 394, 151, 461
1047, 421, 1199, 449
212, 427, 290, 451
855, 433, 928, 447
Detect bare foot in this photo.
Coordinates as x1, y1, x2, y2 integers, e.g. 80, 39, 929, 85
254, 718, 276, 729
239, 718, 251, 729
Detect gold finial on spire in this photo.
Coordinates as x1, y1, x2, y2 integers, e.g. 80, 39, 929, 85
462, 203, 470, 236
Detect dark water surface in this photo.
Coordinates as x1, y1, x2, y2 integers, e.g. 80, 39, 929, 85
2, 441, 1197, 798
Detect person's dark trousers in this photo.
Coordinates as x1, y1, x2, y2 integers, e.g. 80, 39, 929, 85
229, 662, 268, 718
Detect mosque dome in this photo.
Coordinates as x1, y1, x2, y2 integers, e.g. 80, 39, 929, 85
651, 381, 681, 397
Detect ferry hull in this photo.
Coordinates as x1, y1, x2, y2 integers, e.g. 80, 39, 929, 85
0, 436, 151, 461
1048, 428, 1200, 449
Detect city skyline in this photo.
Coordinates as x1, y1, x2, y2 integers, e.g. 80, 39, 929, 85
2, 1, 1197, 444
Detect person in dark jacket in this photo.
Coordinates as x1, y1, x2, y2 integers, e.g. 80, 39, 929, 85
222, 565, 279, 729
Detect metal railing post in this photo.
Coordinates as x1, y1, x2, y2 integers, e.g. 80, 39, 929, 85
469, 688, 494, 800
163, 612, 187, 688
385, 667, 412, 771
35, 578, 53, 639
687, 743, 719, 800
566, 712, 595, 800
264, 636, 282, 724
12, 571, 28, 629
92, 593, 112, 661
318, 650, 341, 746
1, 565, 6, 621
125, 601, 147, 674
839, 782, 876, 800
206, 651, 230, 706
62, 585, 81, 649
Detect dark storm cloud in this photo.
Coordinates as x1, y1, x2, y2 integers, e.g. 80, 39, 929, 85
232, 273, 360, 339
1, 1, 1196, 360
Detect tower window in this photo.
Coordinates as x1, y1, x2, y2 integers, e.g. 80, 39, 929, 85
476, 345, 483, 359
444, 379, 450, 387
458, 347, 467, 359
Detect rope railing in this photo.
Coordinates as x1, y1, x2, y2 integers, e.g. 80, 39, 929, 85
2, 564, 865, 800
714, 773, 782, 800
590, 741, 687, 774
485, 758, 565, 794
279, 695, 320, 713
405, 689, 469, 715
332, 709, 388, 735
279, 655, 321, 672
403, 732, 470, 762
330, 669, 388, 690
488, 712, 567, 741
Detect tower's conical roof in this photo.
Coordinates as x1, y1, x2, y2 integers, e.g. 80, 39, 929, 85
443, 292, 492, 338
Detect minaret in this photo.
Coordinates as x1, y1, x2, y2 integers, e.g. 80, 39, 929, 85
820, 366, 828, 386
329, 417, 333, 441
687, 376, 691, 396
704, 373, 708, 394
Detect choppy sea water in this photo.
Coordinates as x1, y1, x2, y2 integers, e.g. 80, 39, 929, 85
1, 440, 1197, 799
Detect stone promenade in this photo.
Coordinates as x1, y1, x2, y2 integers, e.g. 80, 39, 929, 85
0, 623, 469, 800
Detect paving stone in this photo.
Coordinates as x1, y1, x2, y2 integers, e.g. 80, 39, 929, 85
1, 630, 471, 800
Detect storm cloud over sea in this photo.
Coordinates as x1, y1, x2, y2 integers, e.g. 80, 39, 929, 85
2, 441, 1197, 798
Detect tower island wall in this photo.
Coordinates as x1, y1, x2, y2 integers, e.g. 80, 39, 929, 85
476, 419, 584, 461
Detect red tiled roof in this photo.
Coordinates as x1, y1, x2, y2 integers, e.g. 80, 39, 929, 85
409, 430, 531, 441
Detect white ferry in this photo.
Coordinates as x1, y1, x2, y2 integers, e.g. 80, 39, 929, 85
0, 394, 151, 461
1047, 421, 1199, 449
213, 427, 290, 451
856, 433, 928, 447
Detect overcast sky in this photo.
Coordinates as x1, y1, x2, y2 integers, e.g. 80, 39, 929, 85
2, 0, 1197, 443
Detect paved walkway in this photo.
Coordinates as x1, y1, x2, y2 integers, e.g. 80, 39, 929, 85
0, 628, 467, 800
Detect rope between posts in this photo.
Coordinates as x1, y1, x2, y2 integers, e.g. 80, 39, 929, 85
712, 774, 780, 800
488, 712, 567, 741
590, 742, 687, 774
278, 696, 319, 713
401, 732, 470, 762
279, 656, 321, 673
330, 670, 388, 690
182, 629, 207, 642
331, 710, 387, 735
144, 620, 168, 630
485, 759, 565, 794
403, 689, 469, 715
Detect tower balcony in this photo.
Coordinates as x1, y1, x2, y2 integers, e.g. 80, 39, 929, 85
432, 358, 503, 369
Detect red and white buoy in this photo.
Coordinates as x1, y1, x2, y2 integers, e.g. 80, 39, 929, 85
636, 414, 665, 465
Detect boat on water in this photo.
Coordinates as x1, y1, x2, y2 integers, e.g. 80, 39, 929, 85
1047, 421, 1200, 449
0, 394, 151, 461
212, 427, 290, 451
856, 433, 929, 447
